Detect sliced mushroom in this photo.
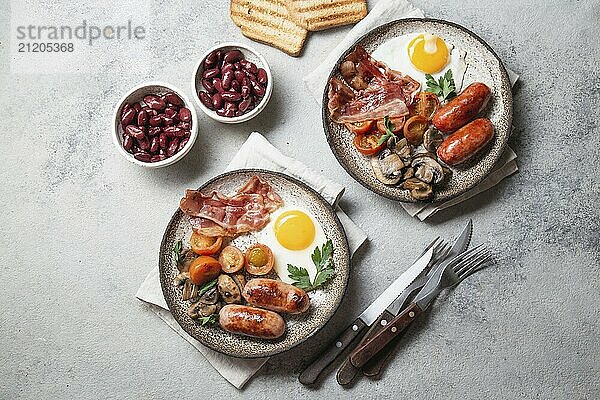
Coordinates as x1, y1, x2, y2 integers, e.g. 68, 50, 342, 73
412, 155, 444, 184
199, 286, 219, 305
182, 281, 198, 301
340, 60, 357, 79
371, 149, 405, 185
402, 178, 433, 201
187, 301, 222, 319
402, 167, 415, 180
174, 272, 190, 287
350, 75, 367, 90
393, 138, 412, 164
217, 274, 242, 304
423, 128, 444, 153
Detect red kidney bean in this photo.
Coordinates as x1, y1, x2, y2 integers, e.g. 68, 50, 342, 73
234, 62, 241, 70
159, 148, 166, 156
231, 79, 241, 92
216, 108, 226, 117
149, 115, 163, 127
250, 80, 266, 97
123, 103, 132, 112
234, 70, 245, 84
163, 117, 174, 126
238, 97, 252, 113
133, 103, 142, 113
223, 108, 236, 118
164, 107, 177, 118
199, 91, 214, 110
163, 92, 183, 106
213, 78, 224, 93
159, 133, 168, 149
223, 50, 243, 64
137, 136, 150, 150
167, 138, 179, 157
257, 68, 268, 85
241, 85, 250, 97
125, 125, 145, 139
164, 126, 184, 137
241, 59, 258, 74
144, 95, 166, 110
202, 78, 215, 94
203, 68, 220, 79
178, 137, 189, 152
215, 50, 223, 65
222, 91, 241, 102
182, 130, 191, 138
148, 126, 161, 136
179, 107, 192, 122
205, 50, 218, 68
134, 151, 151, 162
150, 136, 160, 153
121, 107, 136, 127
122, 135, 134, 151
212, 93, 223, 109
178, 121, 191, 130
222, 70, 234, 90
136, 110, 148, 126
144, 108, 158, 117
224, 101, 237, 114
222, 63, 234, 74
151, 154, 167, 163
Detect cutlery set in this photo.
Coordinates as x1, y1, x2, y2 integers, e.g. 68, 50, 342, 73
299, 219, 493, 386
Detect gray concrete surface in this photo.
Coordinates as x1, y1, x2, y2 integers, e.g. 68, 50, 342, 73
1, 0, 599, 399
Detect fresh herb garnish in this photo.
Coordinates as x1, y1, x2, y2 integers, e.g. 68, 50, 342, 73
172, 240, 183, 265
287, 240, 335, 292
196, 314, 218, 326
425, 69, 457, 101
377, 116, 398, 145
197, 278, 217, 297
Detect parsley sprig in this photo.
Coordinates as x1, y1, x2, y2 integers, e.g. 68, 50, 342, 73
197, 278, 218, 297
196, 314, 218, 326
377, 116, 398, 146
287, 240, 335, 292
425, 70, 457, 101
172, 240, 183, 265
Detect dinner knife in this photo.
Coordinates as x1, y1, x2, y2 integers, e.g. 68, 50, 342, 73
336, 220, 472, 384
298, 246, 434, 385
350, 221, 473, 368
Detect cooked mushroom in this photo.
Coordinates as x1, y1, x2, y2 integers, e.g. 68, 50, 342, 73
393, 138, 412, 164
350, 75, 367, 90
174, 272, 190, 287
402, 167, 415, 180
199, 286, 219, 305
182, 281, 198, 301
340, 60, 357, 79
232, 274, 246, 291
402, 178, 433, 201
371, 149, 405, 185
187, 301, 222, 319
423, 128, 444, 153
412, 155, 444, 184
217, 274, 242, 304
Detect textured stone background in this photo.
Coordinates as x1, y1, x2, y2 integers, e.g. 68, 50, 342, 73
1, 0, 598, 399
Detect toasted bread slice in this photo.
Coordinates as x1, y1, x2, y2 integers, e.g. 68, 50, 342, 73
230, 0, 308, 57
285, 0, 367, 31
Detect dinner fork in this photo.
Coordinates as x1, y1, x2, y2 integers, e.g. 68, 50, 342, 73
350, 244, 492, 368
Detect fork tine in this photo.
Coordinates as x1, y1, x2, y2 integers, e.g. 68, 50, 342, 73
453, 247, 489, 275
448, 244, 486, 271
456, 250, 492, 279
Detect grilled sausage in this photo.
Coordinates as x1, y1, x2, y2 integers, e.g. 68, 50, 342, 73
219, 304, 285, 339
437, 118, 495, 166
432, 82, 491, 133
242, 278, 310, 314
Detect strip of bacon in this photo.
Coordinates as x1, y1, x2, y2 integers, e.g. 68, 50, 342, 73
180, 176, 283, 237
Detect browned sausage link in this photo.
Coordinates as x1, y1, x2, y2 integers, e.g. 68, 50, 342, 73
219, 305, 285, 339
242, 278, 310, 314
432, 82, 491, 133
437, 118, 495, 166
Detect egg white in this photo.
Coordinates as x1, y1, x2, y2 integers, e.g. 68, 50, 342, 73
371, 33, 468, 93
254, 206, 327, 284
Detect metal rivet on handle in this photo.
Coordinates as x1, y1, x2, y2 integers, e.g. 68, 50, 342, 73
352, 325, 358, 331
409, 311, 415, 318
391, 327, 397, 333
380, 320, 388, 326
336, 342, 343, 348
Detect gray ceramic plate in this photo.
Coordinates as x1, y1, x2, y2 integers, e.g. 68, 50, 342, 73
323, 18, 513, 202
159, 169, 350, 358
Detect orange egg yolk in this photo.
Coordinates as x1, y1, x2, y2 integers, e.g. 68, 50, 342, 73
274, 210, 315, 250
407, 34, 449, 74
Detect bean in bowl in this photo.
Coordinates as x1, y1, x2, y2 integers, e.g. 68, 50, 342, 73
120, 92, 193, 163
198, 48, 268, 118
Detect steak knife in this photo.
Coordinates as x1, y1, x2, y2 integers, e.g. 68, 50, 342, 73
337, 220, 472, 384
298, 246, 434, 385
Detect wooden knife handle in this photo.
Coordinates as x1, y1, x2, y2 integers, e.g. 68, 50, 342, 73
336, 310, 396, 386
350, 303, 423, 368
299, 318, 367, 385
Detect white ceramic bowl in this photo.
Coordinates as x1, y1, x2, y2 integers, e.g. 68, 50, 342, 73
192, 42, 273, 124
112, 81, 198, 168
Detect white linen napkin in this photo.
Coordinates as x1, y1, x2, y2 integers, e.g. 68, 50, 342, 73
304, 0, 519, 220
136, 132, 367, 389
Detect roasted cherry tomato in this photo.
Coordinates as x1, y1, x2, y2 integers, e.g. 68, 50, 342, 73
376, 117, 405, 134
188, 256, 221, 285
345, 120, 374, 135
190, 232, 222, 255
413, 92, 440, 120
403, 115, 429, 145
219, 245, 244, 273
353, 131, 386, 156
245, 243, 274, 276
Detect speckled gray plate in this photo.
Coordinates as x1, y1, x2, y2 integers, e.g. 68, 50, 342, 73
323, 18, 513, 202
159, 169, 350, 358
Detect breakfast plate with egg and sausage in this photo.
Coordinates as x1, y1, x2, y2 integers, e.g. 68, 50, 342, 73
323, 18, 513, 202
159, 169, 350, 358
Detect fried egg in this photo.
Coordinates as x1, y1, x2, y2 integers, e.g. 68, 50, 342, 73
372, 33, 468, 92
255, 206, 327, 284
